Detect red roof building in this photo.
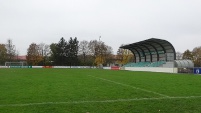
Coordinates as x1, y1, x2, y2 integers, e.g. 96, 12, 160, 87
15, 55, 27, 61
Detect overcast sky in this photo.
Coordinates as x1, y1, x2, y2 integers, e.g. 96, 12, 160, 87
0, 0, 201, 55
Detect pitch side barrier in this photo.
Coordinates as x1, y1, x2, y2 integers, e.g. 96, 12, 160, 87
0, 66, 8, 68
124, 67, 178, 73
53, 66, 94, 69
0, 66, 32, 68
4, 66, 92, 68
31, 66, 93, 68
0, 66, 94, 69
2, 66, 117, 70
123, 67, 201, 74
2, 66, 200, 74
1, 65, 117, 70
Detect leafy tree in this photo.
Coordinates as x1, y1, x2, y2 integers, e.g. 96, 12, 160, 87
56, 37, 68, 65
0, 44, 7, 65
67, 37, 79, 66
182, 49, 193, 60
117, 47, 134, 66
26, 43, 43, 66
49, 37, 79, 66
49, 43, 57, 65
94, 56, 104, 66
192, 47, 201, 67
49, 38, 113, 66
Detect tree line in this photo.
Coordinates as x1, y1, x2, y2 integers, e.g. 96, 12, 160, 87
1, 38, 201, 67
26, 37, 114, 66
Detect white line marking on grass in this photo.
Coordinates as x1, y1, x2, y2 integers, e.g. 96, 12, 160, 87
87, 75, 169, 97
1, 96, 201, 107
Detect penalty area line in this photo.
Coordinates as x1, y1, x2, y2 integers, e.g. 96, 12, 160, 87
1, 96, 201, 107
87, 75, 169, 97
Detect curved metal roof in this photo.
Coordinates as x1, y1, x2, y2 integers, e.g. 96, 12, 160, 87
174, 60, 194, 68
120, 38, 176, 62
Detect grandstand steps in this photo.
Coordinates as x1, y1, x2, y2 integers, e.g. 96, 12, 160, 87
123, 61, 168, 67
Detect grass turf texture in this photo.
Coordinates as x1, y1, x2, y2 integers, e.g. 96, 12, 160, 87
0, 69, 201, 113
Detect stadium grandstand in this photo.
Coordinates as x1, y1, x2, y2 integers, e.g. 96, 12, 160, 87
120, 38, 194, 73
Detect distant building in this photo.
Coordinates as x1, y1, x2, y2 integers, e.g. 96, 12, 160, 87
15, 55, 27, 62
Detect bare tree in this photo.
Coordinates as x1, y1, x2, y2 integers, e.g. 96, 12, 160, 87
78, 40, 90, 65
105, 45, 113, 66
88, 40, 99, 58
88, 40, 99, 66
117, 47, 124, 62
176, 51, 183, 60
38, 43, 51, 65
6, 39, 16, 61
78, 40, 89, 55
88, 40, 113, 66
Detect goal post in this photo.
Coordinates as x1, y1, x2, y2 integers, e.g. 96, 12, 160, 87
5, 62, 31, 68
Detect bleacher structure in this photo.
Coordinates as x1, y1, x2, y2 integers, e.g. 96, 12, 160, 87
123, 61, 166, 67
120, 38, 194, 73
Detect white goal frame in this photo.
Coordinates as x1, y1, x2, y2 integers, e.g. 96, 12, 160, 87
5, 62, 27, 67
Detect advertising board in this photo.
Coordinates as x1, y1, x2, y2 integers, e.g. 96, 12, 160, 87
194, 68, 201, 74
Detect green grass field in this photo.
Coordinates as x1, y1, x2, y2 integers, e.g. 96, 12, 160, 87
1, 68, 201, 113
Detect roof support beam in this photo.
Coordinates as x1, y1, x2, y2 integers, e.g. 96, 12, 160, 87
130, 48, 141, 62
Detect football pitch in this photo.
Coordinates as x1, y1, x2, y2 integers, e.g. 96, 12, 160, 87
1, 68, 201, 113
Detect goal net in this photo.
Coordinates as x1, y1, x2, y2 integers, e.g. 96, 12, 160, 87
5, 62, 27, 68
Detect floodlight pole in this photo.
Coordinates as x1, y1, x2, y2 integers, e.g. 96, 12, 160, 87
99, 36, 101, 42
